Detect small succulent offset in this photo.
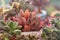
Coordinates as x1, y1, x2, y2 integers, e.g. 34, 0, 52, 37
0, 21, 21, 40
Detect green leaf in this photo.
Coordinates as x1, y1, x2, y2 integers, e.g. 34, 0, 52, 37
4, 37, 9, 40
14, 30, 21, 35
8, 21, 18, 31
41, 32, 46, 38
0, 21, 6, 26
55, 13, 60, 17
56, 22, 60, 29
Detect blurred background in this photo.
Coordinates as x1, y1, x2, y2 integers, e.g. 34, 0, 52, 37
0, 0, 60, 16
0, 0, 60, 7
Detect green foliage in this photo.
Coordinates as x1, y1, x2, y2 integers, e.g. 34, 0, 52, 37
7, 21, 18, 31
6, 21, 22, 35
51, 18, 60, 29
41, 27, 56, 40
54, 30, 60, 40
41, 24, 60, 40
55, 13, 60, 17
13, 30, 21, 35
0, 20, 22, 39
3, 37, 9, 40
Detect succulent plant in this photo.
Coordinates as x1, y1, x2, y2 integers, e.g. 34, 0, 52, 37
41, 27, 57, 40
0, 21, 22, 40
51, 18, 60, 29
55, 13, 60, 17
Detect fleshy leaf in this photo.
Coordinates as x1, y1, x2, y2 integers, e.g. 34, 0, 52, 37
8, 21, 18, 31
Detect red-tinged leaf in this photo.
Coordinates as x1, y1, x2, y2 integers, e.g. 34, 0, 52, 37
24, 25, 30, 32
20, 17, 26, 25
30, 26, 36, 31
10, 37, 16, 40
24, 9, 30, 20
39, 21, 44, 27
31, 11, 36, 19
31, 11, 36, 16
29, 20, 36, 26
47, 23, 52, 28
18, 19, 23, 25
20, 9, 24, 17
10, 17, 19, 21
